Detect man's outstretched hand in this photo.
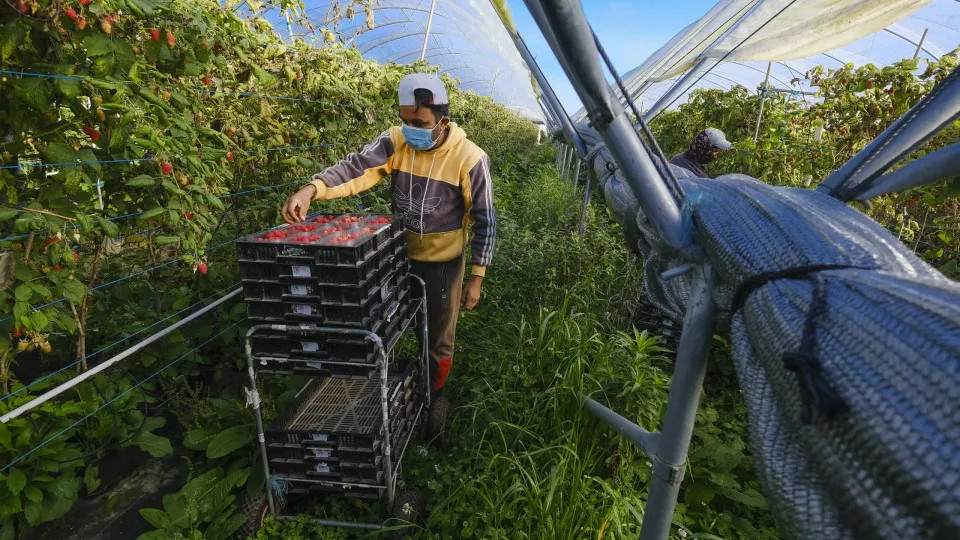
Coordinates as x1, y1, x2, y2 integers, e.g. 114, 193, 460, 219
281, 184, 317, 224
461, 275, 483, 311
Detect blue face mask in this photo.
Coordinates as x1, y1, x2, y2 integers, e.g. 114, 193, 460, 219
402, 120, 442, 150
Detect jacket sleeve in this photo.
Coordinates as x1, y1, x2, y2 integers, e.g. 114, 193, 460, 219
309, 130, 393, 200
462, 154, 496, 277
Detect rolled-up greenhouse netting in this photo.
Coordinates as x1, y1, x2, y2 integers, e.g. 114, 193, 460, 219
578, 123, 960, 539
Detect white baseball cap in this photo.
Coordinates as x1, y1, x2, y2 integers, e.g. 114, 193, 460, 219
704, 127, 733, 150
398, 74, 449, 106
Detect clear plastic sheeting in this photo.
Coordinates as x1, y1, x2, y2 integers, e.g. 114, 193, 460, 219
279, 1, 543, 122
576, 0, 960, 120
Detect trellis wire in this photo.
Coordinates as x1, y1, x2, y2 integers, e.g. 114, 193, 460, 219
0, 319, 244, 474
0, 284, 240, 403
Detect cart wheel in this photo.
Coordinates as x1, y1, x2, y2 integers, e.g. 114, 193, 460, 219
236, 490, 285, 539
387, 490, 427, 538
425, 394, 451, 446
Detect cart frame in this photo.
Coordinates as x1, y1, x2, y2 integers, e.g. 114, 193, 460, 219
243, 274, 430, 531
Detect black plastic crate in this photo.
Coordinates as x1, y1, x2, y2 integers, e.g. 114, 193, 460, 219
240, 262, 280, 282
246, 300, 284, 323
236, 214, 396, 267
280, 292, 383, 326
251, 290, 414, 372
243, 282, 285, 302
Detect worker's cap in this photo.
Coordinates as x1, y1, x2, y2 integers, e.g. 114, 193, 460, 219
398, 74, 449, 106
703, 127, 733, 150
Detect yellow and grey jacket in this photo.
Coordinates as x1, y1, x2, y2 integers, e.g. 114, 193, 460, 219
309, 123, 495, 277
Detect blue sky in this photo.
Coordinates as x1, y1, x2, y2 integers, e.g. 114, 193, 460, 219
510, 0, 716, 115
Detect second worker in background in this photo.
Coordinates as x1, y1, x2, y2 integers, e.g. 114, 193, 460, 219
281, 73, 496, 397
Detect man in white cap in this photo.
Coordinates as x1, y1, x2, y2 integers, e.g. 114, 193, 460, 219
281, 73, 495, 396
668, 127, 733, 178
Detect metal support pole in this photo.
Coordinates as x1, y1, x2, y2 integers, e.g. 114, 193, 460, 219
522, 0, 685, 250
508, 30, 586, 157
752, 61, 773, 143
585, 397, 659, 455
285, 11, 295, 44
563, 147, 574, 181
640, 264, 714, 540
578, 170, 591, 240
913, 28, 929, 60
420, 0, 438, 61
572, 158, 582, 188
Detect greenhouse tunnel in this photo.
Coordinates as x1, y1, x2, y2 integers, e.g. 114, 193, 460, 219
0, 0, 959, 539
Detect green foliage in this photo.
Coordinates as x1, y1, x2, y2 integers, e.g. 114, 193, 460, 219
652, 56, 960, 277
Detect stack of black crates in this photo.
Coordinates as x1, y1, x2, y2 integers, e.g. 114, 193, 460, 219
237, 214, 420, 498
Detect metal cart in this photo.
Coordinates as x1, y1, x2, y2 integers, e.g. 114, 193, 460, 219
242, 274, 445, 534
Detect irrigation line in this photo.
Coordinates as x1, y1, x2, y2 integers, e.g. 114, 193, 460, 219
0, 284, 240, 403
0, 318, 245, 473
0, 289, 243, 426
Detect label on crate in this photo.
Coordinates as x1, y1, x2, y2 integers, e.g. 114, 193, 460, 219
311, 449, 331, 458
301, 341, 320, 352
292, 265, 312, 277
290, 284, 309, 296
315, 463, 331, 473
310, 434, 329, 442
293, 304, 313, 315
306, 361, 323, 370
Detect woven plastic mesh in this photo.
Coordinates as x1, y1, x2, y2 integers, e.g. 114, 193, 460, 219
578, 127, 960, 539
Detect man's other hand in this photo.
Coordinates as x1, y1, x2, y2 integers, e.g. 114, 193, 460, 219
281, 184, 317, 224
461, 275, 483, 311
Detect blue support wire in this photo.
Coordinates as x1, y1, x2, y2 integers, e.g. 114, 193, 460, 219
0, 319, 245, 474
0, 69, 352, 107
0, 158, 152, 170
0, 140, 363, 243
0, 215, 261, 325
0, 284, 240, 403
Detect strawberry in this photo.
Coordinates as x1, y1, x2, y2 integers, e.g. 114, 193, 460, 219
79, 0, 91, 5
77, 18, 88, 30
185, 211, 194, 221
161, 162, 173, 175
150, 29, 160, 41
72, 252, 79, 261
296, 72, 302, 80
866, 80, 874, 89
197, 263, 208, 275
166, 32, 175, 48
12, 327, 23, 339
102, 21, 112, 34
226, 151, 234, 162
203, 76, 212, 86
83, 125, 100, 143
17, 1, 27, 13
66, 8, 79, 21
54, 264, 62, 271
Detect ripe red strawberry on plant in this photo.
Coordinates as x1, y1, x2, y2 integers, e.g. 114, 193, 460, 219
161, 162, 173, 175
82, 125, 100, 143
166, 32, 175, 47
203, 76, 212, 86
17, 1, 27, 13
197, 263, 208, 275
66, 8, 79, 21
79, 0, 91, 5
77, 18, 87, 30
150, 29, 160, 41
226, 151, 234, 162
185, 211, 194, 221
72, 252, 79, 261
